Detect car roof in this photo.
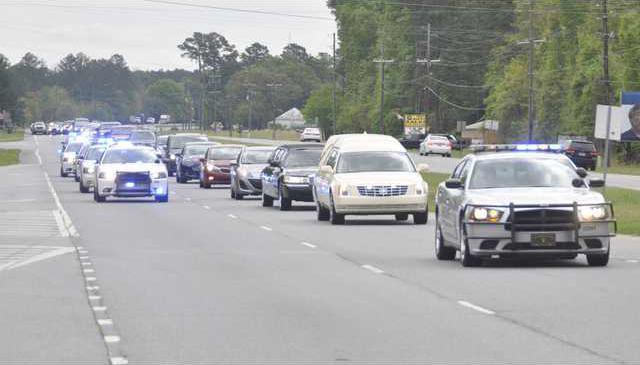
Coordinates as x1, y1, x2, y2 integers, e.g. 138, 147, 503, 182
184, 141, 217, 146
281, 143, 324, 149
209, 144, 244, 149
170, 133, 206, 137
331, 134, 406, 153
245, 146, 276, 150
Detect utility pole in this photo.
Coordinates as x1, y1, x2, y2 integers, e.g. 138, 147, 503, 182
417, 23, 440, 133
517, 0, 544, 142
601, 0, 614, 188
245, 88, 255, 139
266, 83, 283, 139
373, 42, 394, 135
332, 32, 337, 135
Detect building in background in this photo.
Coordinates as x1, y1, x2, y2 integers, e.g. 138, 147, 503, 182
272, 108, 306, 129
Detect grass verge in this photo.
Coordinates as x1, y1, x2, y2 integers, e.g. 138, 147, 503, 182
208, 129, 300, 141
421, 172, 450, 212
595, 162, 640, 176
0, 149, 20, 166
0, 131, 25, 142
208, 137, 268, 147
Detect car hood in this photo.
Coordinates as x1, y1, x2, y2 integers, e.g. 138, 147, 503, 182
335, 171, 424, 186
100, 163, 166, 173
465, 187, 606, 206
285, 167, 319, 177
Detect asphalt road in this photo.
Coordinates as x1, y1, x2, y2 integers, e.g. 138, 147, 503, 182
2, 134, 640, 364
210, 135, 640, 191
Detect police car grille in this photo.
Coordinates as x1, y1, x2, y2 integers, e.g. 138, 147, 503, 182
509, 209, 575, 231
357, 185, 408, 197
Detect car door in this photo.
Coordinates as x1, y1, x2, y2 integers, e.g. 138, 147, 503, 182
315, 148, 338, 206
451, 160, 473, 246
439, 159, 467, 243
262, 148, 283, 198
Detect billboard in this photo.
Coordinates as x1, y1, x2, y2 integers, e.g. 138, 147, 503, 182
595, 104, 640, 142
404, 114, 427, 135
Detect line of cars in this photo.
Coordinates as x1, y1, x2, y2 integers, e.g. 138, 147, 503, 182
55, 127, 617, 267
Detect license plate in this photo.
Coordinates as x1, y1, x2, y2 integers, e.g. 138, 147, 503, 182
531, 233, 556, 247
578, 152, 586, 156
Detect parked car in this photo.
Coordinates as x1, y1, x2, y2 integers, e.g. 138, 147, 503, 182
419, 134, 452, 157
230, 146, 277, 199
562, 140, 598, 170
300, 128, 322, 142
199, 145, 244, 188
398, 133, 425, 149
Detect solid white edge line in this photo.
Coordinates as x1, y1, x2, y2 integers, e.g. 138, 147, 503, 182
110, 356, 129, 365
457, 300, 495, 315
361, 264, 385, 274
203, 205, 211, 210
626, 259, 639, 264
301, 242, 317, 249
52, 210, 69, 237
260, 226, 273, 231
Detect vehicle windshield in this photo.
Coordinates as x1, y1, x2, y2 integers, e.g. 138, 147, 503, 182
210, 147, 242, 160
283, 149, 322, 168
570, 141, 596, 152
469, 158, 579, 189
130, 131, 155, 141
86, 147, 106, 161
65, 143, 83, 153
184, 145, 210, 157
102, 149, 157, 164
170, 136, 207, 151
336, 152, 415, 173
241, 149, 273, 164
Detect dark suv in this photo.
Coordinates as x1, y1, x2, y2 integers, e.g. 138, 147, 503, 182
164, 134, 208, 176
562, 140, 598, 170
261, 144, 323, 211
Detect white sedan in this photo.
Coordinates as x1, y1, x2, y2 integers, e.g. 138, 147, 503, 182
94, 144, 169, 203
419, 135, 452, 157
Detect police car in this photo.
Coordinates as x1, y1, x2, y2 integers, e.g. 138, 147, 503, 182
93, 143, 169, 203
434, 144, 616, 267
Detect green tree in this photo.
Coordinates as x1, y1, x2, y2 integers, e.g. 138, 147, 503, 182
241, 43, 271, 67
0, 54, 16, 115
303, 84, 339, 136
144, 79, 187, 122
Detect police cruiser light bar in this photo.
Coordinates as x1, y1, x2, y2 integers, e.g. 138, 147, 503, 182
470, 144, 562, 153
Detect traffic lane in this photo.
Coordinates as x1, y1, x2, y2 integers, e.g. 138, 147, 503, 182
176, 184, 640, 362
36, 142, 608, 363
61, 185, 612, 363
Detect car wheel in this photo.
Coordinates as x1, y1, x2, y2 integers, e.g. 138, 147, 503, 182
279, 185, 292, 211
203, 183, 211, 189
74, 174, 80, 182
460, 224, 481, 267
199, 179, 204, 188
93, 189, 106, 203
413, 209, 428, 225
79, 181, 90, 194
230, 187, 236, 199
262, 193, 274, 207
587, 249, 609, 267
395, 213, 409, 221
329, 194, 345, 225
435, 217, 456, 261
234, 190, 244, 200
317, 202, 330, 221
60, 167, 68, 178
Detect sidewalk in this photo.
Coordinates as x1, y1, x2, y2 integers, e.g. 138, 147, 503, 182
0, 135, 105, 363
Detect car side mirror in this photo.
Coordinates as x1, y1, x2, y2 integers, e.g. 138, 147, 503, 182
445, 178, 463, 189
319, 165, 333, 174
199, 158, 206, 164
589, 179, 605, 188
576, 167, 588, 178
572, 178, 585, 188
417, 163, 430, 173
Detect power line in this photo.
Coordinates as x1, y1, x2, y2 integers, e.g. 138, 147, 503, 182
423, 86, 486, 111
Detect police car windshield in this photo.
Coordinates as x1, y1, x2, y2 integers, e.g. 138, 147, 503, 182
86, 147, 106, 161
469, 158, 578, 189
337, 152, 415, 173
241, 150, 273, 164
283, 149, 322, 168
66, 143, 83, 153
210, 147, 242, 160
102, 149, 157, 164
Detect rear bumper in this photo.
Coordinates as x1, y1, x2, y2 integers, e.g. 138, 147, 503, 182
203, 171, 231, 184
61, 162, 75, 173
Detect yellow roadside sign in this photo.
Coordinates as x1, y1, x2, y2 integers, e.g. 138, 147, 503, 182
404, 114, 427, 128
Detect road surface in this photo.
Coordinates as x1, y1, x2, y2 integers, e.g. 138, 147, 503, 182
1, 134, 640, 364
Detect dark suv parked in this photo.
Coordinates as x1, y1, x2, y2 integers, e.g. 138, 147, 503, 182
562, 140, 598, 170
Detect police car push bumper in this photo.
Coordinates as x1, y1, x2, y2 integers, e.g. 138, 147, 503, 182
97, 171, 168, 198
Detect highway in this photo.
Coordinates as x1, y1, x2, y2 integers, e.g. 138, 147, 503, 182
2, 134, 640, 364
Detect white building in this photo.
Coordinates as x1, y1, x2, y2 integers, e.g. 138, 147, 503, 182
273, 108, 306, 129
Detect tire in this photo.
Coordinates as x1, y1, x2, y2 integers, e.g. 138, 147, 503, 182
317, 202, 330, 221
395, 213, 409, 221
329, 194, 345, 225
93, 189, 106, 203
199, 179, 204, 188
587, 250, 609, 267
435, 217, 456, 260
262, 193, 274, 207
279, 185, 292, 211
460, 224, 481, 267
79, 180, 90, 194
234, 190, 244, 200
60, 167, 68, 178
413, 210, 428, 225
230, 187, 236, 199
74, 173, 80, 182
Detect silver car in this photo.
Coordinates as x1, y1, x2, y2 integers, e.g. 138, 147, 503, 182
78, 145, 107, 193
435, 145, 616, 267
230, 146, 276, 199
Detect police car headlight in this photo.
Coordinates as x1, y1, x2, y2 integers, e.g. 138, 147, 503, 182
170, 154, 176, 160
579, 205, 608, 221
470, 207, 504, 223
151, 171, 168, 179
284, 176, 308, 184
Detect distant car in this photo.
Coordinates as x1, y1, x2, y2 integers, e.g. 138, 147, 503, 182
199, 145, 244, 188
31, 122, 47, 135
79, 145, 107, 193
60, 141, 83, 177
146, 117, 156, 124
432, 133, 463, 150
261, 144, 324, 210
230, 146, 277, 199
314, 134, 430, 225
175, 142, 219, 184
435, 144, 615, 267
165, 134, 209, 176
398, 133, 425, 149
562, 140, 598, 171
94, 143, 169, 203
300, 128, 322, 142
419, 134, 452, 157
74, 143, 92, 182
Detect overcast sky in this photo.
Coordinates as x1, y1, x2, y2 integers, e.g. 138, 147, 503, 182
1, 0, 337, 71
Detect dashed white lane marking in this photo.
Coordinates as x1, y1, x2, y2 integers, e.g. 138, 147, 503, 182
88, 295, 101, 301
228, 214, 238, 219
627, 260, 639, 264
81, 262, 92, 266
83, 268, 95, 273
361, 264, 385, 274
98, 319, 113, 326
457, 300, 495, 315
104, 335, 121, 343
110, 356, 129, 365
185, 197, 192, 202
260, 226, 273, 232
85, 277, 97, 282
92, 306, 108, 312
86, 286, 100, 291
301, 242, 317, 249
203, 205, 211, 210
